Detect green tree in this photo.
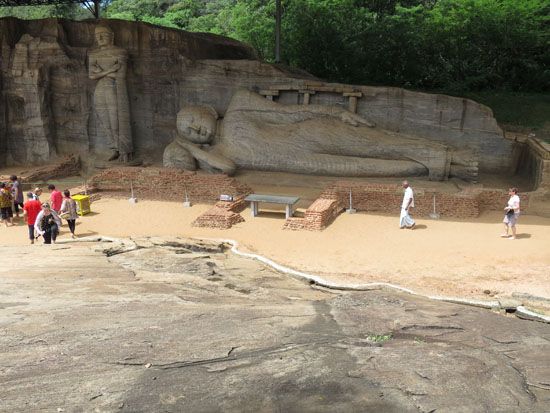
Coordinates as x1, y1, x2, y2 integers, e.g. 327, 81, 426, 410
1, 0, 547, 91
0, 4, 90, 20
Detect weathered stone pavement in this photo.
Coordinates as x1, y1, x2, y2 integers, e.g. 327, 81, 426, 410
1, 238, 549, 412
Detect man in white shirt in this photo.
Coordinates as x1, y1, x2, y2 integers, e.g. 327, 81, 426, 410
400, 180, 415, 229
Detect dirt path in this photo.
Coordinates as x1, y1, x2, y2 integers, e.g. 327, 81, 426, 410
2, 197, 549, 302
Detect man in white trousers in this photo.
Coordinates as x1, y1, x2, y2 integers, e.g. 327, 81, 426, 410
400, 180, 415, 229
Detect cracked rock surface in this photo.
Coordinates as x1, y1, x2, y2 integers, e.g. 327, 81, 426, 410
1, 238, 549, 412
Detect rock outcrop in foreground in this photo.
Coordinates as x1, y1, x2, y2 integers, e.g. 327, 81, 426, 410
1, 238, 548, 412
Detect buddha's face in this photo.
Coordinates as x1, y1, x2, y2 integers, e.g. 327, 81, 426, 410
95, 29, 114, 47
177, 107, 217, 144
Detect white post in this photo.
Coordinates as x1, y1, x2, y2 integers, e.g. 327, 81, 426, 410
346, 188, 356, 214
183, 184, 191, 207
129, 180, 138, 204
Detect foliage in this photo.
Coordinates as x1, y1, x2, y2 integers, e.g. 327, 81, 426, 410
1, 0, 548, 92
367, 333, 393, 343
279, 0, 549, 91
0, 4, 90, 20
459, 91, 550, 131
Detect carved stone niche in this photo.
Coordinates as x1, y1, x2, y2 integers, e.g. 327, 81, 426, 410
3, 26, 89, 165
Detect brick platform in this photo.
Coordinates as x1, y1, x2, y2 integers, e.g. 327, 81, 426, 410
89, 167, 252, 203
192, 206, 245, 229
192, 195, 248, 229
214, 196, 248, 213
283, 198, 341, 231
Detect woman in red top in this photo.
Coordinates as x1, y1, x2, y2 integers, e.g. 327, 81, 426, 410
23, 192, 42, 244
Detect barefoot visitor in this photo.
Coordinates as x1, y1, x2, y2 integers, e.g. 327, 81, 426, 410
0, 182, 14, 227
501, 187, 521, 240
60, 190, 78, 239
400, 180, 415, 229
34, 203, 61, 245
32, 187, 43, 201
9, 175, 24, 219
22, 192, 42, 244
48, 184, 63, 213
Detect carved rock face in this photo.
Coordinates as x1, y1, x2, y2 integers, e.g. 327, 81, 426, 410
0, 18, 511, 175
95, 30, 113, 48
163, 141, 197, 170
176, 106, 218, 145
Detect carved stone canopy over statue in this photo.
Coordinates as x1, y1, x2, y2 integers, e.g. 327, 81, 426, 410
164, 90, 478, 181
88, 25, 133, 162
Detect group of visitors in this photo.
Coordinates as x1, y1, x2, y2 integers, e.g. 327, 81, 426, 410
1, 176, 79, 244
3, 174, 523, 243
1, 175, 24, 226
400, 181, 521, 239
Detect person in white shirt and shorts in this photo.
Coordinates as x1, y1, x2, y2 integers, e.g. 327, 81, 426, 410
501, 187, 520, 240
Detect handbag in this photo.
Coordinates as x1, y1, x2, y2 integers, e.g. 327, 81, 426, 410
506, 208, 515, 217
60, 211, 71, 220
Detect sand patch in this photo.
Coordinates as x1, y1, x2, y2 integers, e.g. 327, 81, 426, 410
3, 197, 549, 301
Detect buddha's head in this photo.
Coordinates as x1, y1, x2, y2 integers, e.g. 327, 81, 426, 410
95, 25, 114, 48
177, 105, 218, 144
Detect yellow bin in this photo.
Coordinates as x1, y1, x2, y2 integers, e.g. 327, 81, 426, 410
72, 194, 91, 216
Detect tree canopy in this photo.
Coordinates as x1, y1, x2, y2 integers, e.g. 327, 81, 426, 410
2, 0, 549, 92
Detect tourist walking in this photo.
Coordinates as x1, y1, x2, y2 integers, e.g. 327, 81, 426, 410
9, 175, 24, 219
399, 180, 416, 229
34, 203, 62, 244
23, 192, 42, 244
501, 187, 520, 240
0, 182, 14, 227
48, 184, 63, 213
32, 187, 43, 201
60, 190, 78, 239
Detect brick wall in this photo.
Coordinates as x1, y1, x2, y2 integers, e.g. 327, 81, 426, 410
89, 167, 252, 203
0, 155, 81, 184
88, 169, 253, 230
319, 181, 529, 219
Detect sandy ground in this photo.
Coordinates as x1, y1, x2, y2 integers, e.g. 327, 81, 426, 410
2, 197, 549, 302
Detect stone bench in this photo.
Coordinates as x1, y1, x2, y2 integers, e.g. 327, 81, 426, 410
244, 194, 300, 219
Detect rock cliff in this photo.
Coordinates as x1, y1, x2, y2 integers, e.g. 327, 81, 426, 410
0, 18, 515, 174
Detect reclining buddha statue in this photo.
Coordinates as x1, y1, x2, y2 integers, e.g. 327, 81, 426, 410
163, 90, 478, 181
